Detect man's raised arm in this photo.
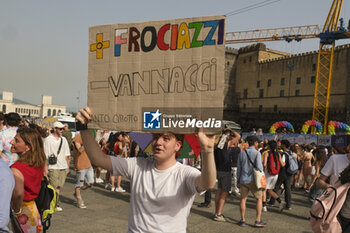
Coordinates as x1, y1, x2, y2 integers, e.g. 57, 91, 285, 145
76, 107, 113, 172
195, 129, 217, 192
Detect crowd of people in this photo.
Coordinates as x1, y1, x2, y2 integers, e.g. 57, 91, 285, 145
197, 129, 350, 231
1, 109, 350, 232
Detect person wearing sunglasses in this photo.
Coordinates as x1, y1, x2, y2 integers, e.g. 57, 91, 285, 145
43, 121, 71, 212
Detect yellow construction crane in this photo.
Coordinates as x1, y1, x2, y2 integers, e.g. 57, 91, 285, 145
312, 0, 350, 134
225, 0, 350, 134
226, 25, 321, 44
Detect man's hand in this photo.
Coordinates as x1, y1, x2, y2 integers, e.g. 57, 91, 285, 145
76, 107, 114, 172
76, 107, 92, 124
197, 128, 216, 153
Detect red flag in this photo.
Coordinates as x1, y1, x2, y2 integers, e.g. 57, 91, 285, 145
184, 134, 201, 158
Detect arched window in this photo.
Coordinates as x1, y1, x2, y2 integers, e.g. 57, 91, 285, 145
58, 110, 61, 114
47, 109, 51, 116
53, 109, 56, 116
2, 105, 6, 113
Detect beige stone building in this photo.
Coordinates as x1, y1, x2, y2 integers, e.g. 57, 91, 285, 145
223, 43, 350, 131
0, 91, 66, 118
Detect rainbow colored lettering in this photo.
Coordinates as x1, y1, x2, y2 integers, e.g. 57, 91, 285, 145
114, 19, 225, 57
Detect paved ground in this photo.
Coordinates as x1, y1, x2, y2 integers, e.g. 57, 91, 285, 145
48, 169, 314, 233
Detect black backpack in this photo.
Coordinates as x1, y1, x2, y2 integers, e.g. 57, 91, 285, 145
35, 177, 57, 232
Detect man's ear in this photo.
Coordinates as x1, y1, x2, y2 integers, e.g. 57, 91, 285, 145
175, 140, 182, 152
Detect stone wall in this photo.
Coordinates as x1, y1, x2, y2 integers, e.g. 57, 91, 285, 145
223, 43, 350, 132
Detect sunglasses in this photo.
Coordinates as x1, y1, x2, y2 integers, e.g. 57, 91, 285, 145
56, 128, 64, 131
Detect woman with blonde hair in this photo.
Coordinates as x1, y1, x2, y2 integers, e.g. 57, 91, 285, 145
10, 126, 47, 233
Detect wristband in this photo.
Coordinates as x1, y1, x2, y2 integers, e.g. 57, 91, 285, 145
13, 208, 22, 215
76, 121, 88, 131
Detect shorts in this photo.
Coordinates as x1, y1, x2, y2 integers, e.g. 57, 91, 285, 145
75, 167, 94, 187
217, 171, 232, 192
48, 169, 67, 189
240, 181, 262, 199
264, 170, 278, 190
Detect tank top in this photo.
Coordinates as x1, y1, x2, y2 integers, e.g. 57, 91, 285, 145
11, 161, 43, 201
114, 141, 121, 155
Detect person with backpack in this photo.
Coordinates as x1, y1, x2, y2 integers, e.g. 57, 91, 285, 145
10, 126, 47, 233
268, 140, 297, 211
263, 140, 285, 212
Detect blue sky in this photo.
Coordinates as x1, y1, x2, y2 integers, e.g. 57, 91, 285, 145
0, 0, 349, 111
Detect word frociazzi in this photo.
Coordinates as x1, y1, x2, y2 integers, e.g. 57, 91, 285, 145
115, 19, 225, 56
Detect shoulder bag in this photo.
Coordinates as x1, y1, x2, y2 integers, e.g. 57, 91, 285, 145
48, 138, 63, 165
245, 150, 266, 189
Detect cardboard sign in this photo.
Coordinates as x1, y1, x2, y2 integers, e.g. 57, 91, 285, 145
88, 15, 226, 133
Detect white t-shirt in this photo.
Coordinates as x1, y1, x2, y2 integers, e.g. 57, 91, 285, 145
320, 154, 350, 185
111, 157, 201, 233
44, 135, 71, 170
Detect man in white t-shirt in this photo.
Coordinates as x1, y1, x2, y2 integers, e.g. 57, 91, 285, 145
317, 151, 350, 189
76, 107, 217, 233
44, 121, 71, 211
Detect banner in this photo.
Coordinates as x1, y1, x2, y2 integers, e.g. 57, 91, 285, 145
331, 135, 347, 147
317, 135, 332, 146
242, 133, 332, 146
88, 16, 226, 133
34, 118, 58, 128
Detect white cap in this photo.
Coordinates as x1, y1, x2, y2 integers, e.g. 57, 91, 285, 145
53, 121, 65, 128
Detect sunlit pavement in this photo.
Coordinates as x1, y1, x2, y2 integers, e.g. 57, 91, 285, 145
49, 169, 312, 233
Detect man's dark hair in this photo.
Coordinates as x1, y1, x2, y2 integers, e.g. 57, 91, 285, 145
246, 136, 259, 146
5, 112, 21, 127
0, 112, 5, 124
280, 139, 290, 149
268, 140, 277, 151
